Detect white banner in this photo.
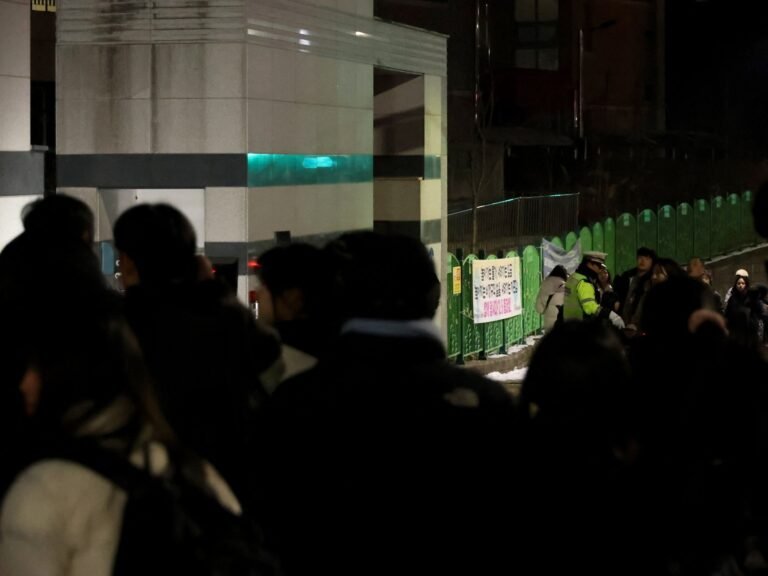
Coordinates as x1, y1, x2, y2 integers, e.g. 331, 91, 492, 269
471, 257, 522, 324
542, 238, 581, 277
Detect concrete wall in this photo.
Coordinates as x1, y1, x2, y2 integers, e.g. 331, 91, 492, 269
56, 0, 446, 312
0, 0, 42, 247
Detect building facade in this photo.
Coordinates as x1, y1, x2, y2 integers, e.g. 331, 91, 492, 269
0, 0, 449, 327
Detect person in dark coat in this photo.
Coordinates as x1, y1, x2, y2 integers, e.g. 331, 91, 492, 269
262, 231, 521, 576
113, 203, 281, 514
254, 243, 336, 389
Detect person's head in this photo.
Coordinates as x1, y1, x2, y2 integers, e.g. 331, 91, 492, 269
581, 251, 608, 277
641, 275, 712, 338
22, 194, 95, 245
549, 265, 568, 281
113, 204, 198, 289
734, 274, 749, 293
521, 321, 635, 461
687, 257, 706, 279
324, 231, 440, 321
255, 243, 330, 326
636, 247, 656, 274
650, 257, 683, 287
16, 306, 173, 448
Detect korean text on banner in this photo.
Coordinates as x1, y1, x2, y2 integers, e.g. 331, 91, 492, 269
472, 257, 522, 324
542, 238, 581, 277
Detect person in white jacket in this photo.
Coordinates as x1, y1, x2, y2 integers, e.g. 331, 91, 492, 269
535, 265, 569, 332
0, 236, 240, 576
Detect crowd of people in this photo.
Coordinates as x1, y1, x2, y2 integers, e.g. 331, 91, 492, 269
3, 193, 768, 575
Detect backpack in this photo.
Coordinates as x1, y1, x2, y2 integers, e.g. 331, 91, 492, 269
57, 442, 280, 576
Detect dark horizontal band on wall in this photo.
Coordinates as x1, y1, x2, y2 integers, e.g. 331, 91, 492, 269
0, 151, 45, 196
374, 155, 441, 180
59, 154, 247, 188
374, 218, 441, 245
58, 153, 377, 188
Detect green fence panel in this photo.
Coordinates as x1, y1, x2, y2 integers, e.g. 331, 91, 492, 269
604, 218, 616, 274
743, 190, 757, 247
482, 254, 505, 355
657, 205, 676, 259
579, 226, 593, 253
446, 253, 462, 359
503, 250, 524, 347
711, 196, 725, 255
522, 245, 541, 336
637, 209, 658, 252
550, 236, 564, 249
694, 198, 711, 260
592, 222, 604, 253
676, 203, 694, 265
461, 254, 483, 358
615, 213, 637, 276
565, 231, 578, 252
726, 193, 741, 252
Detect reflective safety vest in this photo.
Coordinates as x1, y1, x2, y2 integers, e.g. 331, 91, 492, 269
563, 271, 600, 321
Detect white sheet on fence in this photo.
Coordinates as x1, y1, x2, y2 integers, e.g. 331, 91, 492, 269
542, 238, 582, 276
471, 257, 523, 324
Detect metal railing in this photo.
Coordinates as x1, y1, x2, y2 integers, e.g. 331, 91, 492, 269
447, 193, 580, 255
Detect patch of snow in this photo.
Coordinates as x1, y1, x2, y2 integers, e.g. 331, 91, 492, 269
486, 367, 528, 382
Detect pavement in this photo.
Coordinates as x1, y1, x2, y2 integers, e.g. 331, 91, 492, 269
460, 335, 540, 396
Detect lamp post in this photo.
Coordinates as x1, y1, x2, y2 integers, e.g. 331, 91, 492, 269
577, 19, 617, 141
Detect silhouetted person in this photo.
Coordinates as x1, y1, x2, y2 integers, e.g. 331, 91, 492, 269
113, 203, 280, 513
255, 243, 336, 388
263, 231, 520, 576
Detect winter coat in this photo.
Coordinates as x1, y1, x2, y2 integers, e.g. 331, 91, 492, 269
0, 400, 239, 576
123, 280, 281, 511
535, 275, 566, 332
261, 319, 521, 576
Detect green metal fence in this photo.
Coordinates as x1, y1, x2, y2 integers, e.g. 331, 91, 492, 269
676, 203, 694, 265
592, 222, 604, 253
694, 198, 711, 260
615, 213, 637, 276
446, 190, 761, 361
637, 209, 657, 252
604, 217, 616, 274
522, 245, 541, 336
658, 205, 675, 260
579, 226, 593, 253
461, 254, 483, 359
446, 253, 462, 359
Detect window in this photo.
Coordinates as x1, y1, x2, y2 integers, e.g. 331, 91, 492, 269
514, 0, 559, 71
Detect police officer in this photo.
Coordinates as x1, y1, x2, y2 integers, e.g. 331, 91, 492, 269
563, 251, 625, 329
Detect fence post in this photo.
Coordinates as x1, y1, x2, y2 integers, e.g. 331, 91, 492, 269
456, 248, 464, 365
478, 249, 486, 360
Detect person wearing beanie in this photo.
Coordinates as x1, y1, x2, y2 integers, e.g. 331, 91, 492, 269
723, 268, 750, 310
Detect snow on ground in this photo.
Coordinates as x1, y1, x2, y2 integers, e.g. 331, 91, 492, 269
485, 367, 528, 382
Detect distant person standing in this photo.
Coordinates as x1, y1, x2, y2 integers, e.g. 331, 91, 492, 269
535, 265, 568, 333
723, 268, 750, 310
563, 251, 625, 329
